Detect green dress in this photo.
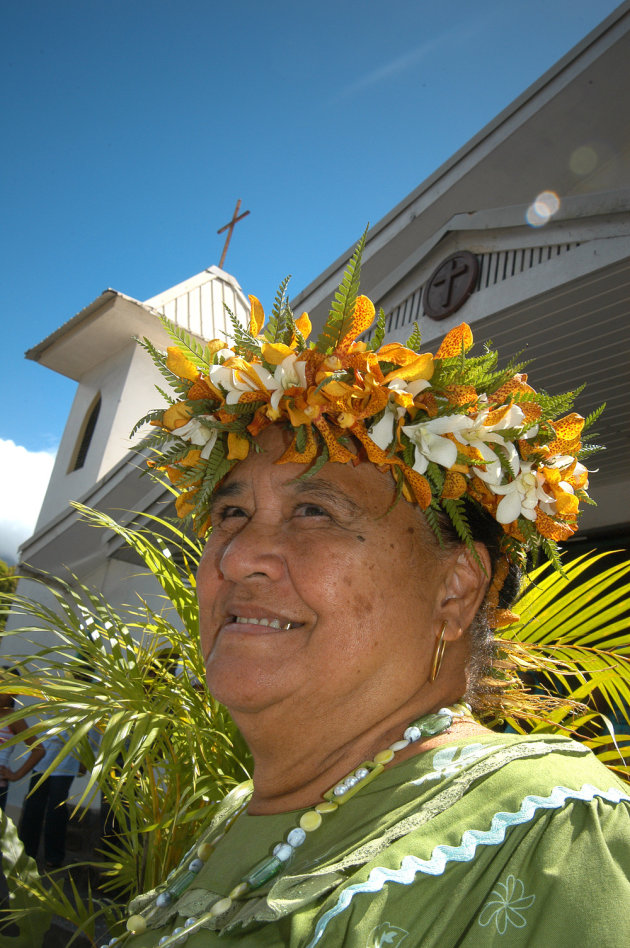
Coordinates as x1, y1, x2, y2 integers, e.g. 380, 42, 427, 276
125, 734, 630, 947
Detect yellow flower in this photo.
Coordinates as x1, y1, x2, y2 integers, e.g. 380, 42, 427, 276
337, 411, 356, 428
161, 403, 192, 431
166, 347, 199, 382
383, 352, 434, 384
175, 491, 198, 518
295, 312, 312, 340
248, 295, 265, 336
261, 342, 294, 365
205, 339, 231, 359
227, 432, 250, 460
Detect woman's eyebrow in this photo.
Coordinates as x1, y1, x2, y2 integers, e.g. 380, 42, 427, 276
292, 478, 364, 518
210, 480, 245, 507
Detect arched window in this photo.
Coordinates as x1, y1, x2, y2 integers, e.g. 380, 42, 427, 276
70, 394, 101, 472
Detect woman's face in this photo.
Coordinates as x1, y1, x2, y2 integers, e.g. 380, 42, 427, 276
197, 426, 459, 728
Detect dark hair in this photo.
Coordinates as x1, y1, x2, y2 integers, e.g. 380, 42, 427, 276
430, 504, 522, 715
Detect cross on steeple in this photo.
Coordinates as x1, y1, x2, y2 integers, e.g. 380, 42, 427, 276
217, 199, 250, 269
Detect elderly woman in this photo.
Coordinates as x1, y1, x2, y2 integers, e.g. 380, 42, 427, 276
122, 246, 630, 947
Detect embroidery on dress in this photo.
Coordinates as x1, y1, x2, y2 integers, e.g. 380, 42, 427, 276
478, 874, 535, 934
366, 921, 409, 947
411, 743, 498, 787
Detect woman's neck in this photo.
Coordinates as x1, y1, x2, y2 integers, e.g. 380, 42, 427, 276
233, 697, 484, 815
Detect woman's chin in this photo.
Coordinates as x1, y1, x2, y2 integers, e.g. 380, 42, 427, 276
205, 657, 299, 716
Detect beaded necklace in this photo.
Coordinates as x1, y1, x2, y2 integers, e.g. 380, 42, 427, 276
112, 702, 471, 948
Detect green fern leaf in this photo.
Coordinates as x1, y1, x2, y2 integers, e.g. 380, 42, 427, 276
224, 304, 262, 358
582, 402, 606, 433
263, 276, 293, 344
366, 308, 387, 351
315, 230, 367, 352
300, 439, 329, 478
405, 322, 422, 352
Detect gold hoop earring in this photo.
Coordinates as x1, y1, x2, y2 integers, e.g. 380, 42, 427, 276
429, 622, 447, 683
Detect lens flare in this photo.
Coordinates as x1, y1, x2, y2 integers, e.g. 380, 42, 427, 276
570, 145, 598, 176
526, 190, 560, 227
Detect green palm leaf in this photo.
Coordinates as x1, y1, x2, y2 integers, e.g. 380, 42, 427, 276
500, 551, 630, 779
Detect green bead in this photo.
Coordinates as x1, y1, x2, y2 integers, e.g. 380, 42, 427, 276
419, 712, 452, 736
243, 854, 283, 889
168, 870, 197, 897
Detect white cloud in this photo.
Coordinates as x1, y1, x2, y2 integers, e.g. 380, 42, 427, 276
337, 41, 439, 99
0, 439, 56, 564
332, 21, 479, 103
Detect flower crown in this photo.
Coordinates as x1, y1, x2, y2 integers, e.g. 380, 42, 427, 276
136, 237, 602, 621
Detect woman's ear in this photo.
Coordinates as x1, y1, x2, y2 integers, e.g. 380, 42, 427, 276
438, 544, 491, 640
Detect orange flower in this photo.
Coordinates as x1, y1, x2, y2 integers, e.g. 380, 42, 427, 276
435, 323, 473, 358
442, 471, 468, 499
277, 426, 318, 465
445, 385, 477, 409
489, 373, 535, 405
535, 509, 576, 541
287, 394, 321, 427
402, 467, 432, 508
338, 296, 376, 352
486, 607, 521, 630
187, 377, 223, 401
314, 418, 355, 463
545, 413, 585, 457
540, 466, 580, 519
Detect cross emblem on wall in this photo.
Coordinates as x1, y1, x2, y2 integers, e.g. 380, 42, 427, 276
422, 251, 479, 320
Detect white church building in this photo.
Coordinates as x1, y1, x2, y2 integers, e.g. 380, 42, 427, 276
2, 3, 629, 810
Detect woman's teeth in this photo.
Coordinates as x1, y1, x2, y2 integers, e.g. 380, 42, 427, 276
233, 616, 294, 630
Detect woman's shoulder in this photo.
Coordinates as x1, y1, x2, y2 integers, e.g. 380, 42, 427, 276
390, 730, 629, 808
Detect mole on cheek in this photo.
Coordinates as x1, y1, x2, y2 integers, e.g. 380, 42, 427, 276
356, 535, 366, 542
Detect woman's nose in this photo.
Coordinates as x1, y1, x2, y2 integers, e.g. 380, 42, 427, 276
217, 518, 286, 583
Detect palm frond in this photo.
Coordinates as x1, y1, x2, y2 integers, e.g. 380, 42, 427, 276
498, 550, 630, 779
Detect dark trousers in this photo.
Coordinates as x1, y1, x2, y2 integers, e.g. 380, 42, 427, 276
18, 773, 74, 866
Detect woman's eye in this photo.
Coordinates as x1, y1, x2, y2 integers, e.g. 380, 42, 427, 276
295, 503, 329, 518
216, 505, 248, 521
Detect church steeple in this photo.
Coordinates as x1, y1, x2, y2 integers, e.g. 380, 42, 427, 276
26, 267, 249, 534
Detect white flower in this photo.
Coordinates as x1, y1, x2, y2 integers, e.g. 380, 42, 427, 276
451, 405, 524, 482
208, 361, 278, 404
488, 462, 553, 523
369, 379, 431, 451
174, 417, 218, 459
402, 415, 469, 474
270, 354, 308, 410
369, 411, 397, 451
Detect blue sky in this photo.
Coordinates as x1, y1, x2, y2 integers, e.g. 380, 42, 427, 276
0, 0, 622, 559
